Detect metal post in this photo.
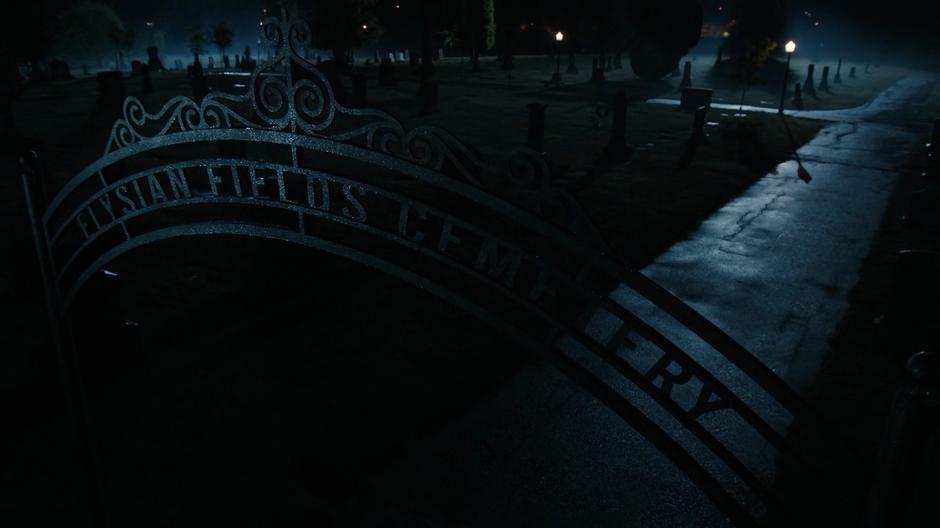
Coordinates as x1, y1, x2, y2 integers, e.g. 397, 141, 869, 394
779, 51, 792, 115
20, 161, 105, 525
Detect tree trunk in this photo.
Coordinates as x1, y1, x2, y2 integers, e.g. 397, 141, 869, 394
421, 10, 434, 79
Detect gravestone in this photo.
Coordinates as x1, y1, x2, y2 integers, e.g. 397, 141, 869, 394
147, 46, 165, 71
141, 68, 153, 94
131, 60, 145, 77
174, 59, 183, 71
834, 58, 843, 83
223, 55, 230, 69
96, 71, 126, 111
849, 66, 857, 79
691, 105, 709, 145
680, 87, 712, 112
189, 60, 208, 102
208, 56, 214, 69
803, 64, 817, 97
437, 48, 445, 61
679, 61, 692, 89
242, 47, 255, 71
379, 58, 396, 86
48, 60, 72, 81
351, 73, 368, 107
604, 92, 632, 163
819, 66, 831, 93
421, 80, 439, 115
793, 83, 804, 110
318, 60, 346, 103
567, 53, 578, 74
526, 103, 547, 152
614, 53, 623, 70
399, 51, 407, 63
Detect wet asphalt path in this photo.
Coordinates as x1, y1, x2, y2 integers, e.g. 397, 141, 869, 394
371, 74, 937, 527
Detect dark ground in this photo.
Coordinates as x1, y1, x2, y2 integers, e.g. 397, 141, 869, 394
0, 54, 871, 526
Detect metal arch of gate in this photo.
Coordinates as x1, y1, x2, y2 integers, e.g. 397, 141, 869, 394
21, 15, 842, 527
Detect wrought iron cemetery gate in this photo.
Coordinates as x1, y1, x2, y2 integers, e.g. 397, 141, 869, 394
21, 15, 846, 527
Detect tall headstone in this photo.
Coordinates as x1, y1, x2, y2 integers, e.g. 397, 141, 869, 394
174, 59, 183, 71
604, 92, 632, 162
399, 51, 407, 63
819, 65, 831, 93
351, 73, 368, 107
189, 56, 208, 102
691, 105, 709, 145
793, 83, 804, 110
223, 55, 230, 69
235, 55, 241, 68
48, 60, 72, 81
96, 71, 126, 111
146, 46, 165, 71
849, 66, 857, 79
834, 57, 843, 83
421, 80, 439, 115
207, 56, 214, 69
526, 103, 547, 152
566, 53, 578, 75
378, 58, 396, 86
131, 60, 145, 77
679, 61, 692, 89
803, 64, 817, 97
141, 68, 153, 94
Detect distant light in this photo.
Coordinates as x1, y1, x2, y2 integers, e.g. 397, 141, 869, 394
362, 24, 368, 30
555, 31, 564, 42
145, 21, 154, 28
814, 21, 820, 27
259, 22, 263, 26
395, 4, 400, 8
722, 31, 731, 38
785, 40, 797, 54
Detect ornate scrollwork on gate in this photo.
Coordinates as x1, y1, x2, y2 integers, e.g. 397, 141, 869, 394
104, 15, 599, 243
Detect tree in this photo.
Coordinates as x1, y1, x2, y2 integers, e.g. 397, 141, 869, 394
302, 0, 381, 69
54, 1, 129, 69
189, 28, 206, 64
2, 0, 71, 136
482, 0, 496, 51
719, 0, 787, 80
211, 23, 234, 64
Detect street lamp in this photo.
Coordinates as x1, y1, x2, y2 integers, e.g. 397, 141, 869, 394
553, 31, 564, 86
778, 40, 797, 115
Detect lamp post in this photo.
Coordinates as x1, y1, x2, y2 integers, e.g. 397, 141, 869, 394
553, 31, 564, 86
778, 40, 797, 115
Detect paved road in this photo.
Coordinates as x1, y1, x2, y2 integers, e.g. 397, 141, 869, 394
369, 74, 937, 527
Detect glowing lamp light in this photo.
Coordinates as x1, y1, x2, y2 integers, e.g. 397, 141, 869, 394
722, 31, 731, 38
555, 31, 564, 42
362, 24, 368, 30
785, 40, 797, 54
